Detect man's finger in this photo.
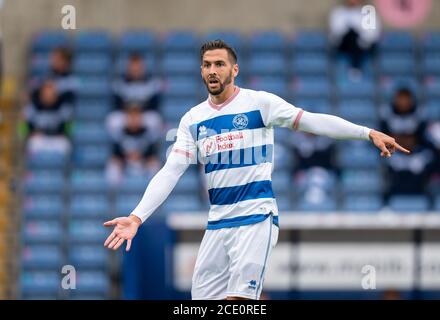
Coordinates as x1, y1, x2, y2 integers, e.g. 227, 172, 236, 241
377, 142, 390, 157
108, 236, 121, 249
103, 219, 117, 227
126, 239, 132, 252
394, 142, 411, 154
104, 232, 116, 247
113, 238, 125, 251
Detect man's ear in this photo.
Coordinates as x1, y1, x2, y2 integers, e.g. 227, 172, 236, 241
233, 64, 239, 77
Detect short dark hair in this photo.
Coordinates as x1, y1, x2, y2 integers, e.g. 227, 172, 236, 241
53, 47, 72, 64
200, 40, 238, 64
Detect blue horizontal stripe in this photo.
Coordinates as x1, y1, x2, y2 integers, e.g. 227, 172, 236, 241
204, 144, 273, 174
208, 180, 274, 206
190, 110, 265, 141
207, 213, 279, 230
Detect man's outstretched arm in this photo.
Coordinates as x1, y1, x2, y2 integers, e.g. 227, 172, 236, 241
296, 111, 410, 157
103, 150, 193, 251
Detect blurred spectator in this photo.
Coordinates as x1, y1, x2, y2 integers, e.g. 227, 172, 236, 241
289, 132, 337, 172
384, 133, 436, 198
380, 87, 426, 138
106, 104, 163, 186
23, 79, 73, 155
329, 0, 381, 79
30, 47, 78, 103
112, 52, 163, 112
381, 87, 435, 198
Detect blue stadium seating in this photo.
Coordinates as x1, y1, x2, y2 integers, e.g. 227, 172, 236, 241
292, 53, 329, 76
337, 101, 378, 125
249, 31, 287, 52
423, 32, 440, 52
203, 31, 243, 53
29, 53, 51, 76
73, 271, 110, 295
162, 31, 200, 52
74, 31, 112, 52
161, 52, 199, 75
293, 76, 331, 99
341, 169, 383, 193
389, 195, 430, 212
73, 53, 112, 75
164, 76, 202, 99
422, 53, 440, 76
23, 220, 63, 244
20, 271, 60, 295
26, 151, 68, 170
272, 172, 292, 196
297, 196, 337, 212
115, 194, 142, 216
24, 169, 66, 194
379, 53, 417, 76
21, 245, 63, 269
23, 195, 64, 219
69, 195, 110, 219
336, 78, 376, 99
119, 30, 156, 53
380, 31, 415, 52
247, 53, 287, 76
293, 30, 328, 52
72, 121, 109, 145
342, 194, 384, 212
115, 52, 157, 75
162, 194, 204, 212
69, 220, 108, 244
117, 173, 152, 195
248, 76, 289, 98
70, 169, 109, 194
173, 170, 200, 194
69, 245, 109, 269
32, 31, 70, 53
424, 77, 440, 99
77, 76, 111, 98
73, 145, 111, 168
75, 100, 112, 121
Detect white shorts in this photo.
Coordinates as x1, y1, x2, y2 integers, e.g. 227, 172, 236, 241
191, 215, 279, 300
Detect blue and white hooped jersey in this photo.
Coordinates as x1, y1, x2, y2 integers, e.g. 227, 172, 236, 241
172, 87, 304, 230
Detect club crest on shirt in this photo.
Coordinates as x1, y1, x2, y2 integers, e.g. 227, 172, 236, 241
232, 113, 249, 130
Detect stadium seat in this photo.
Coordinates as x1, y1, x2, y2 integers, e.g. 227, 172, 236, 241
71, 121, 109, 145
173, 170, 200, 194
275, 195, 292, 212
272, 172, 292, 197
73, 145, 111, 168
20, 271, 60, 295
379, 31, 415, 52
21, 245, 63, 269
293, 76, 331, 99
161, 52, 199, 75
162, 31, 200, 53
423, 32, 440, 52
424, 77, 440, 99
73, 53, 112, 75
337, 100, 378, 124
115, 194, 142, 216
164, 76, 201, 99
74, 30, 112, 52
23, 220, 63, 244
338, 141, 380, 169
297, 195, 337, 212
117, 173, 152, 195
69, 220, 108, 244
389, 195, 430, 212
69, 245, 109, 269
341, 169, 383, 193
69, 195, 110, 219
162, 97, 198, 122
31, 31, 70, 53
24, 169, 66, 194
247, 53, 287, 76
77, 76, 111, 98
295, 168, 337, 195
378, 53, 417, 76
29, 53, 51, 76
162, 194, 203, 212
422, 53, 440, 76
273, 143, 295, 171
292, 53, 329, 76
424, 100, 440, 120
336, 78, 376, 99
379, 76, 420, 101
434, 196, 440, 211
341, 194, 384, 212
74, 100, 112, 121
70, 169, 109, 194
293, 30, 328, 52
73, 271, 110, 295
294, 98, 334, 114
119, 30, 156, 53
26, 150, 68, 170
249, 31, 287, 52
23, 195, 64, 219
247, 76, 288, 99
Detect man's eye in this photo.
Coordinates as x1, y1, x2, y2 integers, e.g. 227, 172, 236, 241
216, 62, 223, 67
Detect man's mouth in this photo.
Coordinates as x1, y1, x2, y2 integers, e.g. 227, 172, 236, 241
208, 78, 219, 85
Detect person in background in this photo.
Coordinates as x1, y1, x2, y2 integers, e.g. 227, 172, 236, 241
23, 79, 73, 155
329, 0, 382, 79
112, 52, 163, 112
106, 104, 163, 186
381, 87, 435, 200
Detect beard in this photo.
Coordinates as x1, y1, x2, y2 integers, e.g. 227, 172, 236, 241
204, 71, 233, 96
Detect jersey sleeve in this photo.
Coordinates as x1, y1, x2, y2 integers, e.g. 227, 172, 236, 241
171, 112, 198, 161
257, 91, 304, 130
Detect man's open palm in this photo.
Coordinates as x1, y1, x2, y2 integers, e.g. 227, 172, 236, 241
103, 216, 141, 251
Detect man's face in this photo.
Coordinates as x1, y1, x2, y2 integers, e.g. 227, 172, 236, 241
201, 49, 238, 96
395, 93, 413, 113
127, 58, 145, 80
40, 81, 57, 106
50, 51, 68, 73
